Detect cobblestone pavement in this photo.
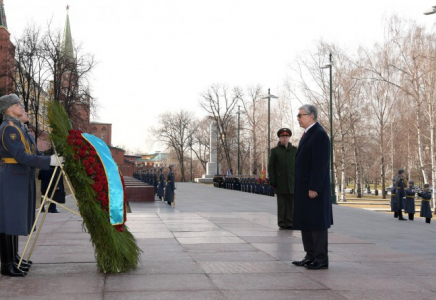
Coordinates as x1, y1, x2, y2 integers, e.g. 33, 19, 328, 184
1, 182, 435, 300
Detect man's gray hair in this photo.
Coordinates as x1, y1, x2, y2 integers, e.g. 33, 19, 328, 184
299, 104, 318, 121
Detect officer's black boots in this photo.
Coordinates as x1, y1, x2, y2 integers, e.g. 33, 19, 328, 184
398, 210, 407, 221
408, 213, 414, 221
0, 233, 26, 277
13, 235, 31, 270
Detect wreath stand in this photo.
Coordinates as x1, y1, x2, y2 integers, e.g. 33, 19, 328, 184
18, 151, 80, 268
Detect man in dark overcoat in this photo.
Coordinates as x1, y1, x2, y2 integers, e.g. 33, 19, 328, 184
0, 94, 62, 277
268, 128, 297, 230
292, 104, 333, 270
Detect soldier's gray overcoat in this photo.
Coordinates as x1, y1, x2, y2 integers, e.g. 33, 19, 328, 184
0, 118, 50, 235
157, 173, 165, 198
164, 171, 175, 204
404, 187, 416, 214
418, 191, 432, 219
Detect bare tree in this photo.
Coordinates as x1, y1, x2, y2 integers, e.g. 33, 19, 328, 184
240, 84, 266, 175
191, 117, 211, 171
12, 23, 52, 146
199, 84, 242, 173
41, 22, 96, 130
150, 110, 196, 182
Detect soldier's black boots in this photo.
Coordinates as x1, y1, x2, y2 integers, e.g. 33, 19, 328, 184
398, 211, 407, 221
426, 218, 431, 224
408, 213, 414, 221
13, 235, 31, 270
0, 233, 27, 277
394, 212, 398, 218
13, 235, 32, 266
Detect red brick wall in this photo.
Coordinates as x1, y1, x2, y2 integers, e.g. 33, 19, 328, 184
90, 123, 112, 146
0, 27, 15, 93
119, 164, 135, 177
110, 147, 125, 165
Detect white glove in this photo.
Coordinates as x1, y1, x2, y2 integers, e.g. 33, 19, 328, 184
50, 155, 64, 166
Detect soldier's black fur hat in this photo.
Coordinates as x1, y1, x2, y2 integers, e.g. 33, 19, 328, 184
398, 169, 405, 174
277, 128, 292, 137
0, 94, 22, 114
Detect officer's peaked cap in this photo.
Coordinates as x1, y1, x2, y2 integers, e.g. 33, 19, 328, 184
408, 180, 414, 184
277, 128, 292, 137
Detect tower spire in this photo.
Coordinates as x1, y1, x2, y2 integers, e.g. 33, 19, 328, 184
62, 5, 74, 60
0, 0, 8, 29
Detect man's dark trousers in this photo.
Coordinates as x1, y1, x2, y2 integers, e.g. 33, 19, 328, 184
301, 230, 328, 263
277, 193, 293, 228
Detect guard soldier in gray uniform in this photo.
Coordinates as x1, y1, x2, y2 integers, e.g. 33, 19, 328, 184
0, 94, 63, 277
418, 184, 432, 224
395, 169, 407, 221
268, 128, 297, 230
405, 180, 416, 221
164, 164, 176, 206
157, 167, 165, 200
152, 168, 158, 196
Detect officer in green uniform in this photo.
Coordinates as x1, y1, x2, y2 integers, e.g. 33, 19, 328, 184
268, 128, 297, 230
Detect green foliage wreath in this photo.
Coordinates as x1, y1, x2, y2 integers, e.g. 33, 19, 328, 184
48, 101, 141, 273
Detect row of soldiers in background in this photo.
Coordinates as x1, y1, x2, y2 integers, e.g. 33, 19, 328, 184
133, 166, 176, 206
391, 169, 432, 223
213, 176, 275, 197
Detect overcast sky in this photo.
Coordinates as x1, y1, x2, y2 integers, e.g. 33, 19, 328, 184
6, 0, 436, 153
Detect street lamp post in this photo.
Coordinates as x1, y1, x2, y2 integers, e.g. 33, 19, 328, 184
321, 53, 337, 204
262, 88, 278, 158
237, 105, 241, 176
189, 137, 193, 182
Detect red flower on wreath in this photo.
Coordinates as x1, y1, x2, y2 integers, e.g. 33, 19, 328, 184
86, 167, 95, 176
74, 138, 84, 146
79, 150, 87, 158
67, 129, 126, 232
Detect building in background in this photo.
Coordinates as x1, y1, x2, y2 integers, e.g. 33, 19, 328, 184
0, 0, 15, 95
90, 122, 112, 146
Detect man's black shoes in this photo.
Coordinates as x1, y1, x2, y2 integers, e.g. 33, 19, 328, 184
279, 226, 292, 230
292, 258, 313, 266
305, 261, 329, 270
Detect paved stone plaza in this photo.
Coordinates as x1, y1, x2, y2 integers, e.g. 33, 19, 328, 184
1, 182, 436, 299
